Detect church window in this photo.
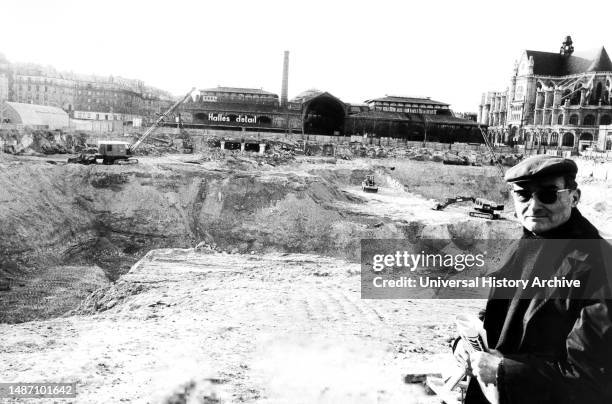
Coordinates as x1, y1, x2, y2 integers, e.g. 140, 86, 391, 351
550, 132, 559, 145
596, 83, 603, 101
569, 114, 579, 125
570, 85, 582, 105
583, 115, 595, 125
601, 115, 612, 125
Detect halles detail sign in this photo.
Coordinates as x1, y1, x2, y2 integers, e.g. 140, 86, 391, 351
207, 113, 259, 123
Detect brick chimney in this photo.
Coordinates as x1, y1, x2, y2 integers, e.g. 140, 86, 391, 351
281, 51, 289, 107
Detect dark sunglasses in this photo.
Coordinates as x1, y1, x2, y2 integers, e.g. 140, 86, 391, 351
512, 188, 571, 204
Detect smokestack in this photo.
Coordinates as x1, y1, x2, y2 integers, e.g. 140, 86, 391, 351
281, 50, 289, 107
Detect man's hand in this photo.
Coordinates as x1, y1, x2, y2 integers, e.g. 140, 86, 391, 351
470, 350, 503, 385
452, 338, 471, 370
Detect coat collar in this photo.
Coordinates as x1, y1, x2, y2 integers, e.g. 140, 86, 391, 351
522, 208, 600, 240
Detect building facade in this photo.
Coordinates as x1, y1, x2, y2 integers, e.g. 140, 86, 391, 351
364, 96, 452, 115
180, 86, 303, 132
479, 36, 612, 152
0, 55, 174, 125
179, 88, 480, 141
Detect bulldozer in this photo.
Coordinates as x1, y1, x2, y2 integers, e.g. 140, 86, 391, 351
362, 174, 379, 193
68, 88, 195, 165
432, 196, 504, 220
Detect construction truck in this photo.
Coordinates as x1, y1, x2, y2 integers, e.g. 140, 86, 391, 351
362, 174, 379, 193
433, 196, 504, 220
68, 88, 195, 165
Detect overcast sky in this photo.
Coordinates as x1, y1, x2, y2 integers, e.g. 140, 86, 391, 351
1, 0, 611, 112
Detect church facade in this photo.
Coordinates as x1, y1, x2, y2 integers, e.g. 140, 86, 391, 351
478, 36, 612, 152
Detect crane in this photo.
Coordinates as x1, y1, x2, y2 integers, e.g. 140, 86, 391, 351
128, 87, 195, 154
68, 87, 196, 165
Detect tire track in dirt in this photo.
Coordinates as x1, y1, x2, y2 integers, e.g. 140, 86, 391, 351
1, 251, 485, 403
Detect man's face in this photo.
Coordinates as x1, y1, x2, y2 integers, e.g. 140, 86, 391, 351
511, 176, 580, 234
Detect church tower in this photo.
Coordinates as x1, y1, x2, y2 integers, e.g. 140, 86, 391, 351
560, 36, 574, 56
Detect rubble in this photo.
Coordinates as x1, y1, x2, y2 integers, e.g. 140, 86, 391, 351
197, 140, 297, 167
0, 127, 70, 155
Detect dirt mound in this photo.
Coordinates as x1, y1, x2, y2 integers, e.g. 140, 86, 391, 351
76, 281, 149, 314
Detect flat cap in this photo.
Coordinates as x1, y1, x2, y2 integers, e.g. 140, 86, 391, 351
504, 155, 578, 183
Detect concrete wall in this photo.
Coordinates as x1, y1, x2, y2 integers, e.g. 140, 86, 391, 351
70, 119, 124, 133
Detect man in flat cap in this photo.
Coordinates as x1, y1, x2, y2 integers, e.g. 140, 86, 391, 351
456, 155, 612, 404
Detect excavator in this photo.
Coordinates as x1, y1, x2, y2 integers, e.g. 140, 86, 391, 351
430, 126, 506, 220
432, 196, 504, 220
68, 88, 195, 165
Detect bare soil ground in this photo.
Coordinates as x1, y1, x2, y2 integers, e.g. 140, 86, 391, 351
1, 250, 481, 403
2, 152, 611, 403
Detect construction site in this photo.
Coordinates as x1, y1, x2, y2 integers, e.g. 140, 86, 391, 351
4, 5, 612, 399
2, 106, 612, 402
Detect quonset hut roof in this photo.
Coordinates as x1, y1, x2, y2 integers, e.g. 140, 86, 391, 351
3, 102, 69, 130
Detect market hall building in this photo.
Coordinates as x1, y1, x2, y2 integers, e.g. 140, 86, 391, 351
178, 87, 482, 143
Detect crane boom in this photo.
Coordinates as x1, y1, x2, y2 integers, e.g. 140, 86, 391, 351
129, 87, 196, 153
478, 125, 505, 179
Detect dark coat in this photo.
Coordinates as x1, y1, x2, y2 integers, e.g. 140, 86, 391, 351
466, 209, 612, 404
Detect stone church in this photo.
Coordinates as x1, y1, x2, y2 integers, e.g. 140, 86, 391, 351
479, 36, 612, 152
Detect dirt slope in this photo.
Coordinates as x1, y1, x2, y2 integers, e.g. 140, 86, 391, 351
0, 156, 525, 323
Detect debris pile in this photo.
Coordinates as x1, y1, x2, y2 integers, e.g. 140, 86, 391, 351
398, 146, 523, 167
0, 128, 69, 155
67, 132, 91, 152
197, 140, 297, 166
133, 142, 181, 156
33, 130, 69, 154
334, 145, 353, 160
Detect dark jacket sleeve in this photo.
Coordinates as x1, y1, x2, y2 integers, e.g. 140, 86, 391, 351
497, 301, 612, 404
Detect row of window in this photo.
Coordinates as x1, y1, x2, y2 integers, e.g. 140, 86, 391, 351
528, 133, 575, 147
538, 114, 612, 126
373, 103, 444, 110
377, 106, 440, 114
14, 86, 142, 100
12, 74, 166, 97
200, 93, 277, 100
13, 79, 157, 99
73, 111, 124, 120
